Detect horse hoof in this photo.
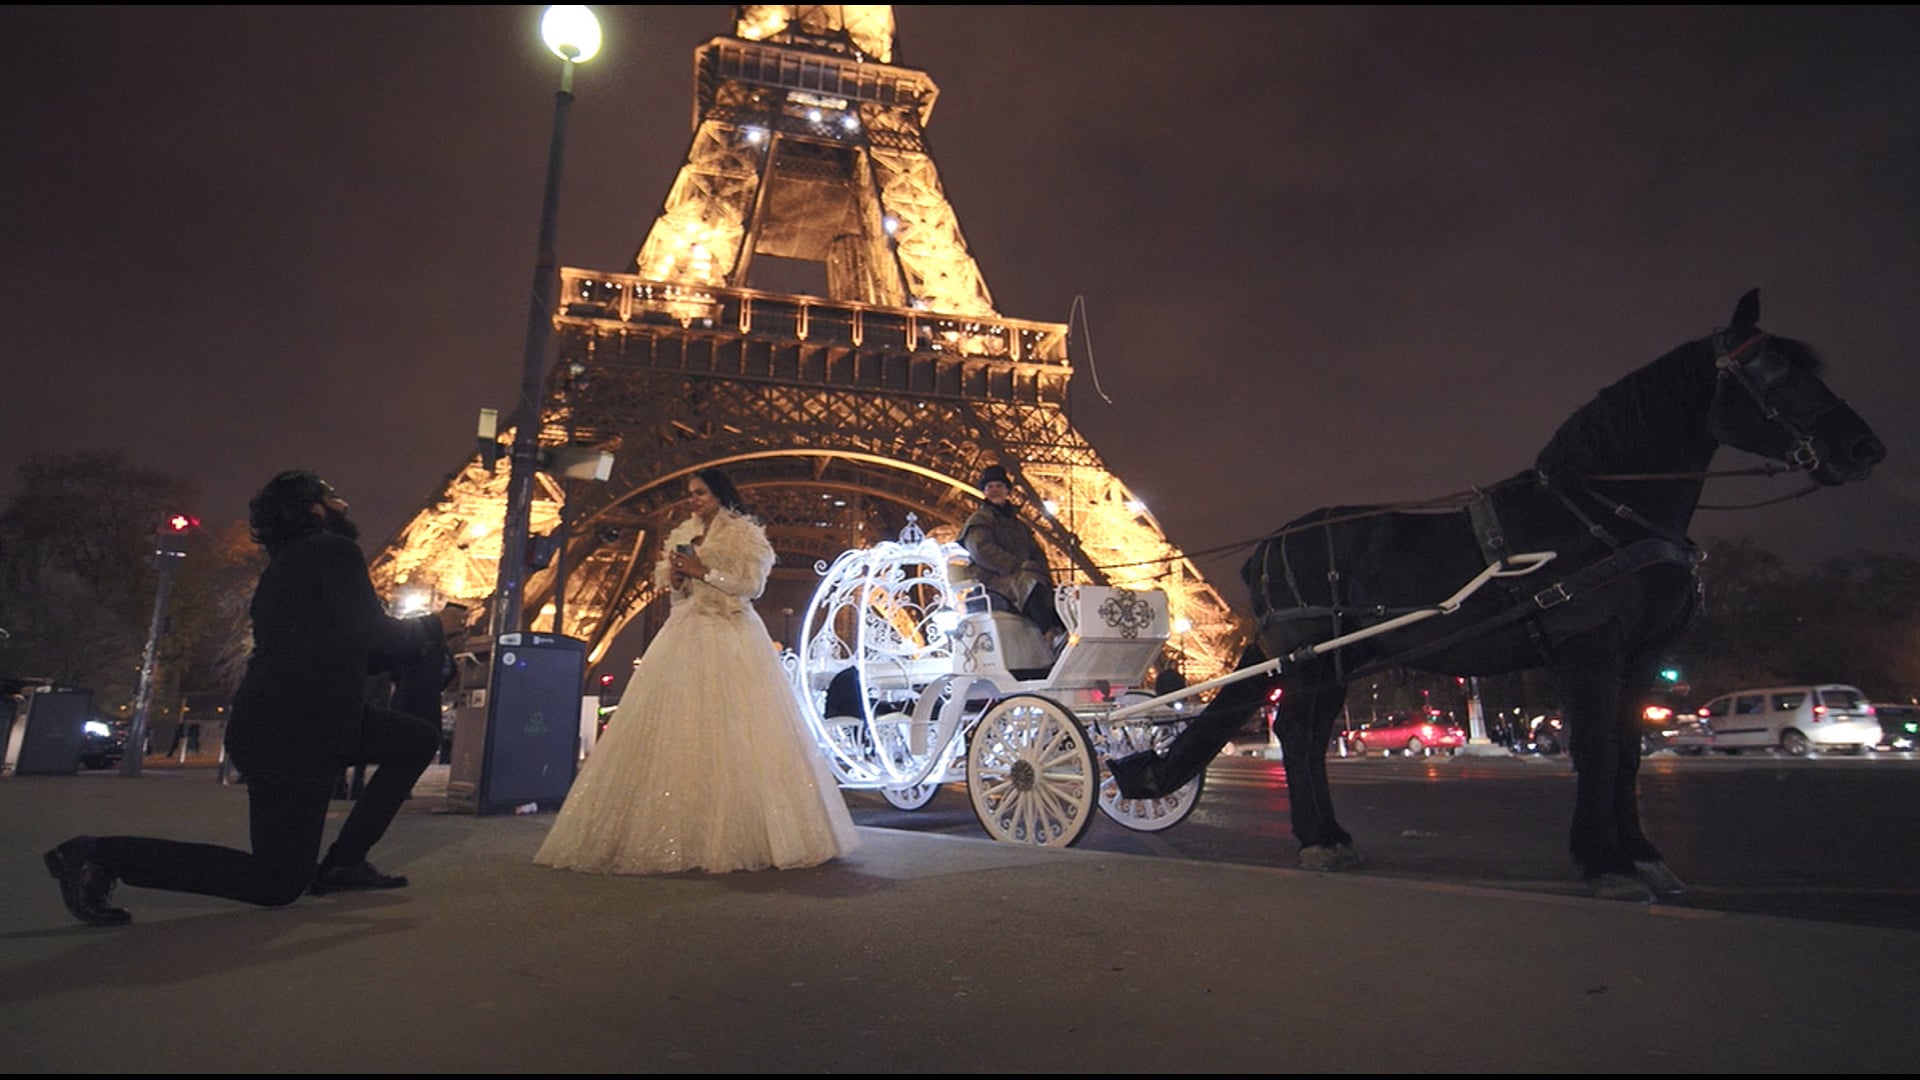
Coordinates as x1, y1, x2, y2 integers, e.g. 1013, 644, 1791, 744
1588, 872, 1656, 903
1634, 860, 1688, 897
1300, 843, 1362, 872
1105, 751, 1161, 799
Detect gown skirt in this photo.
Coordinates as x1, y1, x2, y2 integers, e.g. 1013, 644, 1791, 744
534, 601, 860, 874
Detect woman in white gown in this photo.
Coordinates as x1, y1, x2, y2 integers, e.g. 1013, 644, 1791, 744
535, 469, 859, 874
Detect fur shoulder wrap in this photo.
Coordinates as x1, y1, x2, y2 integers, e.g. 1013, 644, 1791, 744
654, 510, 773, 617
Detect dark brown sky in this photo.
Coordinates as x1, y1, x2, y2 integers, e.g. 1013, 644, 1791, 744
4, 5, 1916, 593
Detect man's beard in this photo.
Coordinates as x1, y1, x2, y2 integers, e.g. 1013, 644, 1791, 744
319, 504, 360, 541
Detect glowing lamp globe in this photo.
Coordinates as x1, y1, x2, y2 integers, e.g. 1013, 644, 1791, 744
541, 6, 602, 64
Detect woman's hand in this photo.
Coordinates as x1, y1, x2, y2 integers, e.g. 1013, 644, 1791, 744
670, 547, 708, 584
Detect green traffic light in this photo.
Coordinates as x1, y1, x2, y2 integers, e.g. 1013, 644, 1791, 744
1659, 667, 1681, 683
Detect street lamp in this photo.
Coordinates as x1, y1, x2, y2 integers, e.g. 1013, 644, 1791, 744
123, 514, 196, 777
494, 5, 602, 636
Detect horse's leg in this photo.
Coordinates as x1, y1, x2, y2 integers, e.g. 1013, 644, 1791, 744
1106, 646, 1271, 799
1550, 631, 1652, 901
1618, 649, 1685, 896
1273, 679, 1359, 869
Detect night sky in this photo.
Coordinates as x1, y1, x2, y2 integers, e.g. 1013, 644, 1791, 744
5, 5, 1916, 597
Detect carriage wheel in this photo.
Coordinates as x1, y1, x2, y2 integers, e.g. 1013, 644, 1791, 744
1100, 768, 1204, 832
1095, 715, 1204, 833
880, 781, 942, 811
966, 694, 1099, 847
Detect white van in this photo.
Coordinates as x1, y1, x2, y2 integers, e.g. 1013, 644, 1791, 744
1696, 684, 1880, 756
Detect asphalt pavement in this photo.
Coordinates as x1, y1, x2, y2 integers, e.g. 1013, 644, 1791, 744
4, 758, 1918, 1073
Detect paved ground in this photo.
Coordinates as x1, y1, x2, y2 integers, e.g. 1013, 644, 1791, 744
4, 760, 1918, 1073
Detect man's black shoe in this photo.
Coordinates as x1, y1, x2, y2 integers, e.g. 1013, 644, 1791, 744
309, 860, 408, 895
44, 836, 131, 927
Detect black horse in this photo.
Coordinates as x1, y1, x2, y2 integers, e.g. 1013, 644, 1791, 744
1109, 291, 1885, 900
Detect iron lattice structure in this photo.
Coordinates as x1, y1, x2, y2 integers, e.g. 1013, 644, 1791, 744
371, 6, 1247, 678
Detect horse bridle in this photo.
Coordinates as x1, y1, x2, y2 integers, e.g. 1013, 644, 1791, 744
1712, 329, 1827, 473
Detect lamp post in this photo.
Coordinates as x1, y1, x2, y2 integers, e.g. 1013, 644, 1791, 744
494, 5, 602, 636
122, 515, 195, 778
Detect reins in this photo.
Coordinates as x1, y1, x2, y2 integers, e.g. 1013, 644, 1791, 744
1077, 462, 1812, 576
1588, 461, 1822, 511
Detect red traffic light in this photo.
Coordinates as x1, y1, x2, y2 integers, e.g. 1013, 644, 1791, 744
166, 513, 200, 532
598, 673, 616, 688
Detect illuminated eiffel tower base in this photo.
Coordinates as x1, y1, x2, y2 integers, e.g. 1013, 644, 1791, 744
372, 6, 1245, 679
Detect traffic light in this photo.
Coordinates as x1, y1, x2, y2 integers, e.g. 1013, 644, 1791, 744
598, 673, 616, 690
1659, 667, 1682, 684
156, 513, 199, 557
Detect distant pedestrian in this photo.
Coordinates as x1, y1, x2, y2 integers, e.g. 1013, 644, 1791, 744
44, 470, 465, 926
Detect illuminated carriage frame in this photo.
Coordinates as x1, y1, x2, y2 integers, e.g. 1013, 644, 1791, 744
781, 515, 1207, 847
782, 517, 1565, 847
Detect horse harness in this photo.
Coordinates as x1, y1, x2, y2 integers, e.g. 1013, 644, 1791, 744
1240, 325, 1841, 679
1250, 473, 1702, 682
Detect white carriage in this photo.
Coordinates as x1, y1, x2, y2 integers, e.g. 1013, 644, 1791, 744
783, 516, 1207, 847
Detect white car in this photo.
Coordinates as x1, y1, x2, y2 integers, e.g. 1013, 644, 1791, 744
1696, 684, 1880, 756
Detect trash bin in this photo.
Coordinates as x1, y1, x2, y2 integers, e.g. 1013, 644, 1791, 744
11, 688, 92, 775
447, 633, 583, 815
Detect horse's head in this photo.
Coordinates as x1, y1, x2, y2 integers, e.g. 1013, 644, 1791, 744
1706, 290, 1885, 485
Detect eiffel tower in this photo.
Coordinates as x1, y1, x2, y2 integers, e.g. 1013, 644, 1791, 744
371, 5, 1245, 680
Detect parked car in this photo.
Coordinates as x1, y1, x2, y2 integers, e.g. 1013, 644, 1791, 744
1640, 704, 1711, 755
1342, 710, 1465, 757
79, 717, 127, 770
1874, 703, 1919, 752
1695, 684, 1879, 756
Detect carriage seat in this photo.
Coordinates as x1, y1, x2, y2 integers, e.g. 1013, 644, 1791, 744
953, 606, 1059, 681
957, 581, 1021, 616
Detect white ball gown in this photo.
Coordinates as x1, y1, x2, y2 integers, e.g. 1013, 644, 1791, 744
534, 510, 859, 874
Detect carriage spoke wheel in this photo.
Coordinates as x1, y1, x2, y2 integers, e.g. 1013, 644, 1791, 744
880, 781, 942, 810
1096, 718, 1204, 833
966, 694, 1098, 847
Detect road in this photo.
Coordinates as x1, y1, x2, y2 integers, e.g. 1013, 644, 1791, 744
844, 749, 1920, 932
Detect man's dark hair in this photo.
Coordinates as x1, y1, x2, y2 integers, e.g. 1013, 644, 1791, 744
249, 470, 330, 554
694, 467, 750, 516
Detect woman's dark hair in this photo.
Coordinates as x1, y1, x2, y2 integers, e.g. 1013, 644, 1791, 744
249, 469, 329, 553
694, 467, 750, 516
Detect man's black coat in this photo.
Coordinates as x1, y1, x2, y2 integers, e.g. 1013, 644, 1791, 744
228, 531, 442, 774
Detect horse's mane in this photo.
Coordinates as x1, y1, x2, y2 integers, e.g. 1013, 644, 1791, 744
1534, 338, 1717, 480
